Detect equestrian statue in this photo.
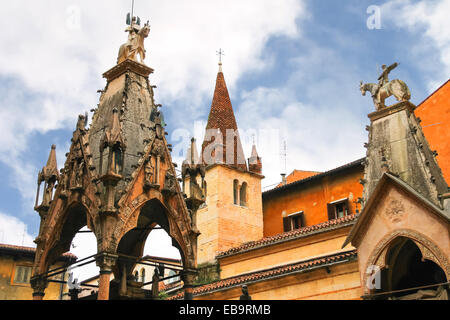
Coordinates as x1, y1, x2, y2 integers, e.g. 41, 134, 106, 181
360, 63, 411, 111
118, 15, 151, 65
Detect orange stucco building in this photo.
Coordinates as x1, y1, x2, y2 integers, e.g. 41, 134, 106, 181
263, 159, 364, 237
415, 80, 450, 183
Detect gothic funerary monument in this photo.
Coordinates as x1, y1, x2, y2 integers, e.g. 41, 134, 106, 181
31, 13, 205, 300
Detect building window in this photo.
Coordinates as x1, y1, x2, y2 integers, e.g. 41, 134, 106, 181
233, 179, 239, 205
283, 211, 305, 232
327, 198, 349, 220
141, 268, 146, 283
240, 182, 248, 207
13, 265, 32, 284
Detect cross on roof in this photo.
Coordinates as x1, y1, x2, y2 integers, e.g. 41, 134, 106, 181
216, 48, 225, 64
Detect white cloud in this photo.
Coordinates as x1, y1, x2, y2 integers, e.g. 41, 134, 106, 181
236, 86, 367, 189
0, 0, 306, 205
0, 212, 35, 247
382, 0, 450, 91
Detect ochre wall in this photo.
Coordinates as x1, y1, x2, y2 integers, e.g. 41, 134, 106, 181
0, 255, 68, 300
263, 167, 363, 237
219, 227, 354, 279
195, 261, 362, 300
197, 165, 263, 265
415, 80, 450, 184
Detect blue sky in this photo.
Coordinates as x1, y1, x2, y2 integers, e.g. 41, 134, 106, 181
0, 0, 448, 278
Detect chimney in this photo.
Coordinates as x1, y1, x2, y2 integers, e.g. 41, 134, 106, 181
281, 173, 287, 186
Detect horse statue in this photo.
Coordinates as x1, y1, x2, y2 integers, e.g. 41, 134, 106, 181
117, 20, 151, 65
360, 63, 411, 111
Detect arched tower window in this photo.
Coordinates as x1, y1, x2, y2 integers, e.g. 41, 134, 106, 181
233, 180, 239, 205
240, 182, 248, 207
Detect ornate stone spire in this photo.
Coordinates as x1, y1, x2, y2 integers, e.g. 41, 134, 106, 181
102, 108, 125, 151
34, 145, 59, 211
201, 63, 247, 171
359, 64, 448, 208
361, 100, 448, 208
42, 145, 59, 181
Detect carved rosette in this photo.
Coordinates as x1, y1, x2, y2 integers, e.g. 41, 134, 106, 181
384, 199, 405, 223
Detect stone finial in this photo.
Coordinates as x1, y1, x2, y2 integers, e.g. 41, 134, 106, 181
35, 145, 59, 211
42, 145, 59, 181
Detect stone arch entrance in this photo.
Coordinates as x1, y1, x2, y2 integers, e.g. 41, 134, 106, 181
386, 238, 447, 296
365, 231, 449, 299
31, 201, 94, 299
112, 197, 196, 299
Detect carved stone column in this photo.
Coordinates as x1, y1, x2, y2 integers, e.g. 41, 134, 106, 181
96, 252, 118, 300
30, 277, 48, 300
182, 269, 197, 300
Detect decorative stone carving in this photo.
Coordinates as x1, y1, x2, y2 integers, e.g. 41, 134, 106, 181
35, 145, 59, 212
360, 63, 411, 110
58, 164, 70, 200
117, 16, 150, 65
162, 171, 178, 196
96, 252, 118, 273
240, 285, 252, 300
71, 160, 85, 191
384, 199, 405, 223
30, 277, 48, 298
151, 268, 160, 299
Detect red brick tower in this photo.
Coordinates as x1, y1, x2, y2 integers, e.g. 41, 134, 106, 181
191, 62, 264, 267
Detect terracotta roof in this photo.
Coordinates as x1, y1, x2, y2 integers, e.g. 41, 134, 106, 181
216, 214, 358, 258
264, 158, 365, 196
169, 250, 357, 299
201, 67, 247, 171
277, 170, 321, 187
0, 243, 77, 261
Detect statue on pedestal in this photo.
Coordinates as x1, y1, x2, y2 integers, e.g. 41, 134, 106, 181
360, 63, 411, 110
118, 16, 151, 65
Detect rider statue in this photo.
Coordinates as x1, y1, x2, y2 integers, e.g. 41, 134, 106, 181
377, 62, 398, 92
125, 17, 141, 53
117, 15, 151, 65
360, 62, 410, 111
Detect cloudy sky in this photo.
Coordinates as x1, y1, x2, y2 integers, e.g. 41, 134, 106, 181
0, 0, 448, 280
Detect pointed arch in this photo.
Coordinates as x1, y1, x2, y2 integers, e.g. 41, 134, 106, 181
363, 229, 450, 295
34, 202, 92, 277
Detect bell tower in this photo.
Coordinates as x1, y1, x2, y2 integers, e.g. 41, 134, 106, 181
185, 61, 264, 267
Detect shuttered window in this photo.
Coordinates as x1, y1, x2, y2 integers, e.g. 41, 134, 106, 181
283, 211, 305, 232
13, 266, 32, 284
327, 198, 350, 220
